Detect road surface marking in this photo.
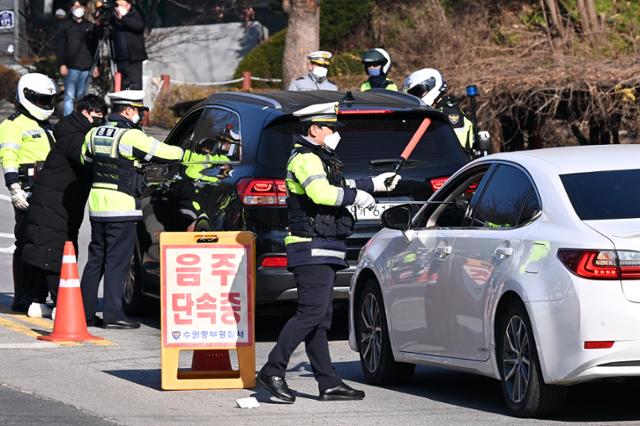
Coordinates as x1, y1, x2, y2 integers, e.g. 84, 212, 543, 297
0, 342, 58, 349
0, 307, 114, 346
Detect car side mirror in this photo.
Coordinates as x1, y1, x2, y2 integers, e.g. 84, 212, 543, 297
381, 205, 412, 231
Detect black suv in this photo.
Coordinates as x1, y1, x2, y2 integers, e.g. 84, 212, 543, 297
123, 90, 467, 315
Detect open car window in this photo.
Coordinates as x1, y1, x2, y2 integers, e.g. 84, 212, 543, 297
411, 164, 492, 229
190, 107, 242, 164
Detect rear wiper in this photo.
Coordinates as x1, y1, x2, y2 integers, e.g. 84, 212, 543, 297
369, 158, 425, 167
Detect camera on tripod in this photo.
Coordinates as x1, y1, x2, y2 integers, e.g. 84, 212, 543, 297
94, 0, 115, 24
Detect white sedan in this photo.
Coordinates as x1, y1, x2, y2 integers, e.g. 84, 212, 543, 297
348, 145, 640, 418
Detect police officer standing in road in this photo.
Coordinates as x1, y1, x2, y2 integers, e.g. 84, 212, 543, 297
289, 51, 338, 92
80, 90, 184, 329
257, 102, 400, 403
402, 68, 475, 154
0, 73, 57, 313
360, 48, 397, 92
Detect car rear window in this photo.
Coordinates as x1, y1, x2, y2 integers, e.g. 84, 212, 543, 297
561, 169, 640, 220
258, 115, 467, 170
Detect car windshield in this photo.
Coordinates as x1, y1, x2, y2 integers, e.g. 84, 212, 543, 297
258, 115, 466, 171
561, 169, 640, 220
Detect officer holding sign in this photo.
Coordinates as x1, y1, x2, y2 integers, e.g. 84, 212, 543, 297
257, 102, 400, 403
80, 90, 184, 329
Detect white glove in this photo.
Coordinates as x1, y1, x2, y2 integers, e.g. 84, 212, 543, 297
353, 189, 376, 210
372, 172, 401, 192
9, 183, 29, 210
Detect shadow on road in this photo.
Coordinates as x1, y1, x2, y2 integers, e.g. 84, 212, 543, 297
334, 361, 640, 422
103, 369, 162, 391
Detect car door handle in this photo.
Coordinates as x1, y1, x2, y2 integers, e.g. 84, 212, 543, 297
436, 246, 452, 258
494, 247, 514, 258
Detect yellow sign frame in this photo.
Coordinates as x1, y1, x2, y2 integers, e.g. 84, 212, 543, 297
160, 231, 256, 390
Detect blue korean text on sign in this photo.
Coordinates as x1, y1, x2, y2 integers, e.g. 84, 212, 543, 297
0, 11, 14, 30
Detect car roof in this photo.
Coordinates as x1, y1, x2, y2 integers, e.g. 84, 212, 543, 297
207, 89, 423, 112
483, 145, 640, 175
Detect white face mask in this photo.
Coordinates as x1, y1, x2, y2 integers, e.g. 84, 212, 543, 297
116, 6, 129, 16
131, 113, 140, 124
72, 7, 85, 18
312, 66, 328, 79
323, 131, 341, 151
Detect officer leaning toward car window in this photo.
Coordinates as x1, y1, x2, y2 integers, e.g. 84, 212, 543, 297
402, 68, 475, 154
360, 48, 398, 92
289, 51, 338, 91
257, 102, 400, 403
0, 73, 57, 313
80, 90, 184, 329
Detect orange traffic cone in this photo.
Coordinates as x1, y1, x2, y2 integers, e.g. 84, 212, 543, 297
38, 242, 103, 342
191, 350, 232, 371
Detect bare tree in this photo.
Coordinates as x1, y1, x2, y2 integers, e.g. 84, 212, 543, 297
577, 0, 601, 35
542, 0, 565, 38
281, 0, 320, 89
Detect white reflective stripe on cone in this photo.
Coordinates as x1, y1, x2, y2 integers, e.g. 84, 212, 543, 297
59, 278, 80, 288
62, 255, 77, 264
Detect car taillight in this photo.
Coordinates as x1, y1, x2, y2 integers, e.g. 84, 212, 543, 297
261, 256, 287, 268
338, 109, 394, 115
237, 178, 287, 206
430, 176, 449, 192
557, 249, 640, 280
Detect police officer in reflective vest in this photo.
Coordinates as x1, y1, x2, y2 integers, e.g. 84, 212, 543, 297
0, 73, 57, 312
80, 90, 184, 329
402, 68, 475, 153
360, 48, 398, 92
289, 51, 338, 91
258, 102, 400, 403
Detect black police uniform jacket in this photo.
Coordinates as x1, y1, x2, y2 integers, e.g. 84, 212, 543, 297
22, 111, 97, 273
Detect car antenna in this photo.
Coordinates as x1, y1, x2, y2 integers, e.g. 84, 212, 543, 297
342, 90, 356, 104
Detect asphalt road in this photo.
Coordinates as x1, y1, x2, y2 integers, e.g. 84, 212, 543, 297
1, 167, 640, 425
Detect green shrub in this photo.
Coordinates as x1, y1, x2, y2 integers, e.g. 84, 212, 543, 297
234, 29, 286, 83
235, 0, 372, 81
320, 0, 371, 49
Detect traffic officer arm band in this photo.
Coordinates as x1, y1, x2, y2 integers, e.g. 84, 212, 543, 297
4, 171, 19, 187
292, 153, 356, 206
344, 177, 373, 193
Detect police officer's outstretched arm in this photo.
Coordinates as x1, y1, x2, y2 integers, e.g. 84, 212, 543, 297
126, 130, 184, 163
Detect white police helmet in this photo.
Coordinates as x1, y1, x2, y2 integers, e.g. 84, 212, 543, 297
402, 68, 448, 107
16, 73, 57, 121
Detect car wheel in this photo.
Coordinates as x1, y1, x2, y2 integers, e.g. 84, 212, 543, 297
123, 247, 150, 316
357, 279, 415, 385
497, 303, 568, 418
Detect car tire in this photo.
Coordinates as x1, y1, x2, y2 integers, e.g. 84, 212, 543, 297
356, 279, 415, 385
123, 247, 149, 316
497, 302, 568, 418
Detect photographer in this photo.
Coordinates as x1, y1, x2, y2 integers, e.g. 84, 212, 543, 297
56, 1, 99, 116
110, 0, 147, 90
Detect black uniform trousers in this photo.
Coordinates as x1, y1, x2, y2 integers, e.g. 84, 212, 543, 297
12, 207, 30, 309
80, 220, 136, 323
116, 60, 143, 90
262, 264, 342, 392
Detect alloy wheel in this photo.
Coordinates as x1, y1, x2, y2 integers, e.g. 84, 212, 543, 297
502, 315, 531, 404
359, 292, 383, 373
123, 256, 136, 304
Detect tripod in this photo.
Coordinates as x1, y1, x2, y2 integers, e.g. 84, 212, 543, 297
85, 20, 117, 95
